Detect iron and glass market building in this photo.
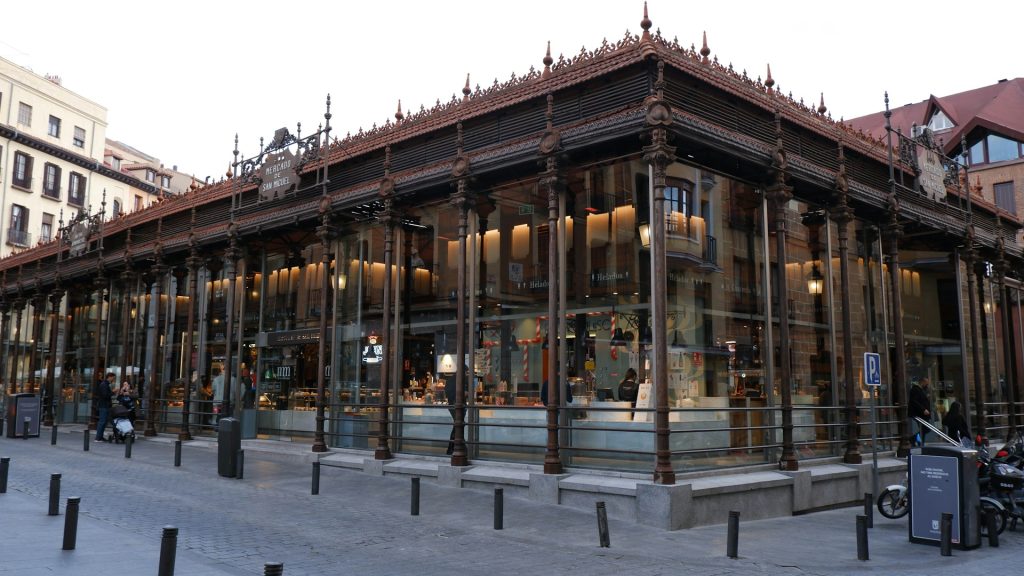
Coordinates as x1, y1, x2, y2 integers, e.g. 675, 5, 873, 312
2, 10, 1021, 488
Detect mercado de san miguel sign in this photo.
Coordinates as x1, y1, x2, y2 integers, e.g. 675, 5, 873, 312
917, 146, 947, 201
258, 149, 298, 201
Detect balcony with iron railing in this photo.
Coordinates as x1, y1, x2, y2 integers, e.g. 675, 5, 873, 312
7, 228, 32, 247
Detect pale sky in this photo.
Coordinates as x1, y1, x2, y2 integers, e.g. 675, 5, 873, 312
2, 1, 1020, 183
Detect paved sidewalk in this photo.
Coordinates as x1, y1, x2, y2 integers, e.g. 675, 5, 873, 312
0, 425, 1020, 576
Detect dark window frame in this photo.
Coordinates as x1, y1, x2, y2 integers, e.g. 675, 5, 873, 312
17, 102, 32, 126
42, 162, 62, 198
68, 172, 86, 206
48, 115, 61, 138
8, 204, 31, 247
994, 181, 1016, 214
73, 126, 86, 148
12, 151, 33, 189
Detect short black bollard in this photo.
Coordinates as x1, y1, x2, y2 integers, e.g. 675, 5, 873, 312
863, 493, 873, 528
726, 510, 740, 558
236, 450, 244, 480
62, 497, 80, 550
51, 425, 58, 445
49, 473, 62, 516
596, 501, 610, 548
857, 515, 869, 560
411, 477, 420, 516
985, 508, 999, 547
940, 512, 952, 556
264, 561, 284, 575
0, 457, 10, 493
83, 430, 90, 452
157, 526, 178, 576
173, 440, 181, 467
124, 435, 133, 458
494, 488, 504, 530
311, 461, 320, 495
23, 417, 30, 439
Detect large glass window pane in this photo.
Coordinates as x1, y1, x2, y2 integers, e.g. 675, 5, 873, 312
987, 134, 1019, 163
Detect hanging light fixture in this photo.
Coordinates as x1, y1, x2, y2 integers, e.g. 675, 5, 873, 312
609, 326, 625, 347
807, 262, 824, 295
638, 324, 652, 345
507, 338, 519, 352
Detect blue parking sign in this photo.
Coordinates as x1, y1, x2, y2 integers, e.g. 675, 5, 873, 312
863, 352, 881, 387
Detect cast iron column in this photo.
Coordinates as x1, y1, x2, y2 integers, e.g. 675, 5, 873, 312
541, 131, 563, 474
995, 247, 1019, 429
90, 270, 106, 431
222, 227, 241, 420
962, 232, 986, 438
375, 190, 396, 460
449, 124, 473, 467
884, 200, 911, 456
43, 288, 64, 426
8, 298, 25, 393
179, 244, 200, 441
314, 202, 333, 453
642, 61, 676, 484
145, 257, 166, 437
28, 292, 46, 397
0, 299, 9, 393
119, 267, 134, 386
833, 144, 861, 463
766, 113, 798, 471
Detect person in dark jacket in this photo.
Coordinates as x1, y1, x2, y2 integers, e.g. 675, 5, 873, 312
618, 368, 639, 406
908, 377, 933, 445
95, 372, 116, 441
943, 400, 971, 443
541, 380, 573, 406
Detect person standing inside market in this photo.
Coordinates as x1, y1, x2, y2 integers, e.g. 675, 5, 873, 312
908, 377, 933, 446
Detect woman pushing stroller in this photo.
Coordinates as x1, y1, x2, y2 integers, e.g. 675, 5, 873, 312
110, 382, 137, 443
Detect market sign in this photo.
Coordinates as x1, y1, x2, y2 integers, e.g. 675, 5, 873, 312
362, 333, 384, 365
916, 147, 946, 201
258, 149, 298, 201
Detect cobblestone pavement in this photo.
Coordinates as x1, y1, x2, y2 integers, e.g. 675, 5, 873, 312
1, 427, 1021, 575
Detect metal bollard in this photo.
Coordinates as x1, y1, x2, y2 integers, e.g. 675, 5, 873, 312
863, 493, 873, 528
236, 450, 244, 480
726, 510, 740, 558
23, 417, 30, 439
311, 461, 320, 495
83, 430, 90, 452
0, 457, 10, 493
264, 561, 284, 575
49, 473, 62, 516
494, 488, 504, 530
411, 477, 420, 516
596, 501, 610, 548
157, 526, 178, 576
940, 512, 952, 556
51, 425, 58, 445
174, 440, 181, 467
124, 435, 133, 458
62, 497, 80, 550
857, 515, 869, 560
985, 508, 999, 547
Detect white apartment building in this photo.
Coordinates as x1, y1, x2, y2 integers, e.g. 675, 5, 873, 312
0, 56, 165, 258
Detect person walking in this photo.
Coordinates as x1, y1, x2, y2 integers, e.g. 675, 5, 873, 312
908, 377, 933, 446
942, 400, 971, 443
95, 372, 115, 442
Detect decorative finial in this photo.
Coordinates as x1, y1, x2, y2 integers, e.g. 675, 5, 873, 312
818, 93, 827, 115
765, 64, 774, 93
641, 2, 652, 42
542, 41, 553, 79
463, 73, 471, 102
395, 100, 404, 122
226, 163, 232, 179
700, 31, 710, 63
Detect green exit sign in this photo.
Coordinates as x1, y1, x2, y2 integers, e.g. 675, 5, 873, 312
518, 204, 534, 215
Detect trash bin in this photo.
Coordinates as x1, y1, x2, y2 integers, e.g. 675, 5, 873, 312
909, 443, 980, 549
217, 417, 241, 477
5, 393, 41, 438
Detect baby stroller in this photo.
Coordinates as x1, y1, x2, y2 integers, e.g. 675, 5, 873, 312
110, 402, 136, 443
